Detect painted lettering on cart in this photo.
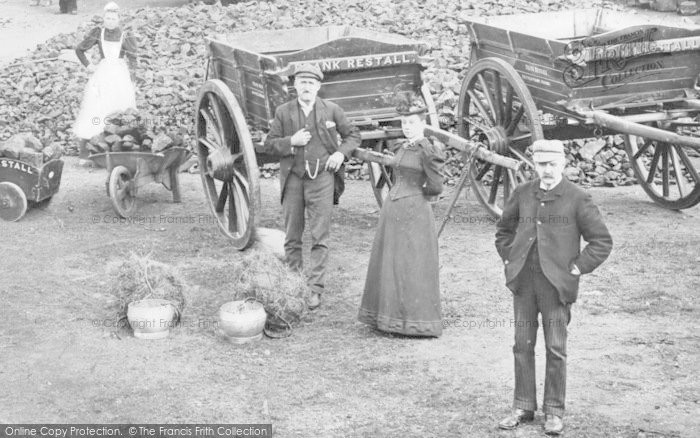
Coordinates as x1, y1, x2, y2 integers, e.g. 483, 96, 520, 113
0, 159, 34, 175
563, 58, 664, 90
563, 27, 665, 89
292, 52, 417, 73
601, 60, 664, 90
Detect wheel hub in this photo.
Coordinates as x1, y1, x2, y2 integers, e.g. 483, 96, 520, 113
479, 126, 509, 154
206, 149, 236, 181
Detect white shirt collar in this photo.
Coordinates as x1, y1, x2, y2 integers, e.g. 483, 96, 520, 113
298, 99, 314, 116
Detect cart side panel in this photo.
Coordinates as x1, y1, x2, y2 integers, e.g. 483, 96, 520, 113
274, 36, 428, 123
208, 40, 278, 128
319, 64, 423, 122
274, 37, 427, 65
566, 53, 700, 110
469, 22, 700, 115
36, 159, 63, 201
469, 23, 575, 117
0, 158, 41, 200
565, 25, 700, 109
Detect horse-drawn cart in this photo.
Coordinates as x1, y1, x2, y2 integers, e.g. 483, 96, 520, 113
195, 26, 519, 249
460, 9, 700, 215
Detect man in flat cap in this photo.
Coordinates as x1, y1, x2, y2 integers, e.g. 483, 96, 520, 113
495, 139, 612, 435
264, 63, 360, 309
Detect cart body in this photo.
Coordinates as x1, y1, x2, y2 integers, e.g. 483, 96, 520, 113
197, 26, 450, 248
459, 9, 700, 213
466, 9, 700, 115
197, 27, 522, 248
0, 158, 63, 221
206, 26, 432, 135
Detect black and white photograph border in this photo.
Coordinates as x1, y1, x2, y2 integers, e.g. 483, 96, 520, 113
0, 0, 698, 437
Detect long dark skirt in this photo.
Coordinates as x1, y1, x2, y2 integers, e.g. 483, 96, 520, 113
358, 194, 441, 337
59, 0, 77, 13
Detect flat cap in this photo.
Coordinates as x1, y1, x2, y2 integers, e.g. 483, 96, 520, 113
293, 63, 324, 81
532, 139, 565, 160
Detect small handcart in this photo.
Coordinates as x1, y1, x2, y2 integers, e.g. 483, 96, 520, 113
90, 148, 191, 217
0, 157, 63, 221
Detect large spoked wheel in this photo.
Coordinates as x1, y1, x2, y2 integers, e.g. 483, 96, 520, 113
196, 79, 260, 249
109, 165, 136, 217
368, 140, 396, 207
458, 58, 543, 218
624, 133, 700, 209
0, 182, 28, 222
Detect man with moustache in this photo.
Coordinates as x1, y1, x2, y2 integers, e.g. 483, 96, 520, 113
495, 139, 612, 435
264, 63, 360, 310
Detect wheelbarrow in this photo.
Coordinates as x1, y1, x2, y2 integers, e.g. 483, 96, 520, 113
90, 147, 191, 217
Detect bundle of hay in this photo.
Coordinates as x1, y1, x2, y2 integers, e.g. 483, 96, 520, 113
110, 253, 187, 323
232, 249, 309, 332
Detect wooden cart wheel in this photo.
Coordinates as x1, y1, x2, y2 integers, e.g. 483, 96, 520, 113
109, 165, 136, 217
196, 79, 260, 249
624, 133, 700, 209
367, 140, 396, 206
0, 182, 28, 222
458, 58, 543, 218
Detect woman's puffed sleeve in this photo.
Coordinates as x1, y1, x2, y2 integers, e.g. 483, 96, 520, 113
121, 31, 138, 69
420, 139, 445, 196
75, 27, 101, 67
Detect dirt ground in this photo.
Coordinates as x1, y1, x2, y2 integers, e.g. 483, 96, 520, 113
0, 159, 698, 437
1, 1, 699, 437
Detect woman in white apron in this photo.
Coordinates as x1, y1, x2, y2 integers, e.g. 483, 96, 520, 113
73, 2, 137, 164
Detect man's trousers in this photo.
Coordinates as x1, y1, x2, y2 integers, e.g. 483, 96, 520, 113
512, 261, 571, 417
282, 171, 334, 294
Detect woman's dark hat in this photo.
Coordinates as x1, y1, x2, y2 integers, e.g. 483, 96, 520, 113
394, 91, 427, 116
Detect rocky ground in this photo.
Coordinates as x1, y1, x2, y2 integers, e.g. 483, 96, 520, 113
3, 0, 688, 186
0, 160, 698, 437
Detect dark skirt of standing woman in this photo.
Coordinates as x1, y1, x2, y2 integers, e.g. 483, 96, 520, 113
358, 137, 445, 337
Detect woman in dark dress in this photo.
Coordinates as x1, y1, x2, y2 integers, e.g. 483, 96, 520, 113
358, 95, 445, 337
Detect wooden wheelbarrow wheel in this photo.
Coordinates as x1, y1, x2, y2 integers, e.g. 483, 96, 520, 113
0, 182, 28, 222
109, 165, 136, 218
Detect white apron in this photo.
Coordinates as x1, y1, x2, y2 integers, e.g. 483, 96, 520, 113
73, 29, 137, 139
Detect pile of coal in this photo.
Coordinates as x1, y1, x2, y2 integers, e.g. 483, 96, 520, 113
0, 133, 63, 168
0, 0, 643, 187
86, 109, 188, 154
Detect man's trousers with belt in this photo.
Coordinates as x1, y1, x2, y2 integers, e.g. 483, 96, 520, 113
282, 171, 334, 294
512, 250, 571, 417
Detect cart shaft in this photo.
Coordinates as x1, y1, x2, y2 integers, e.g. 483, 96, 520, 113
582, 109, 700, 150
423, 126, 522, 170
